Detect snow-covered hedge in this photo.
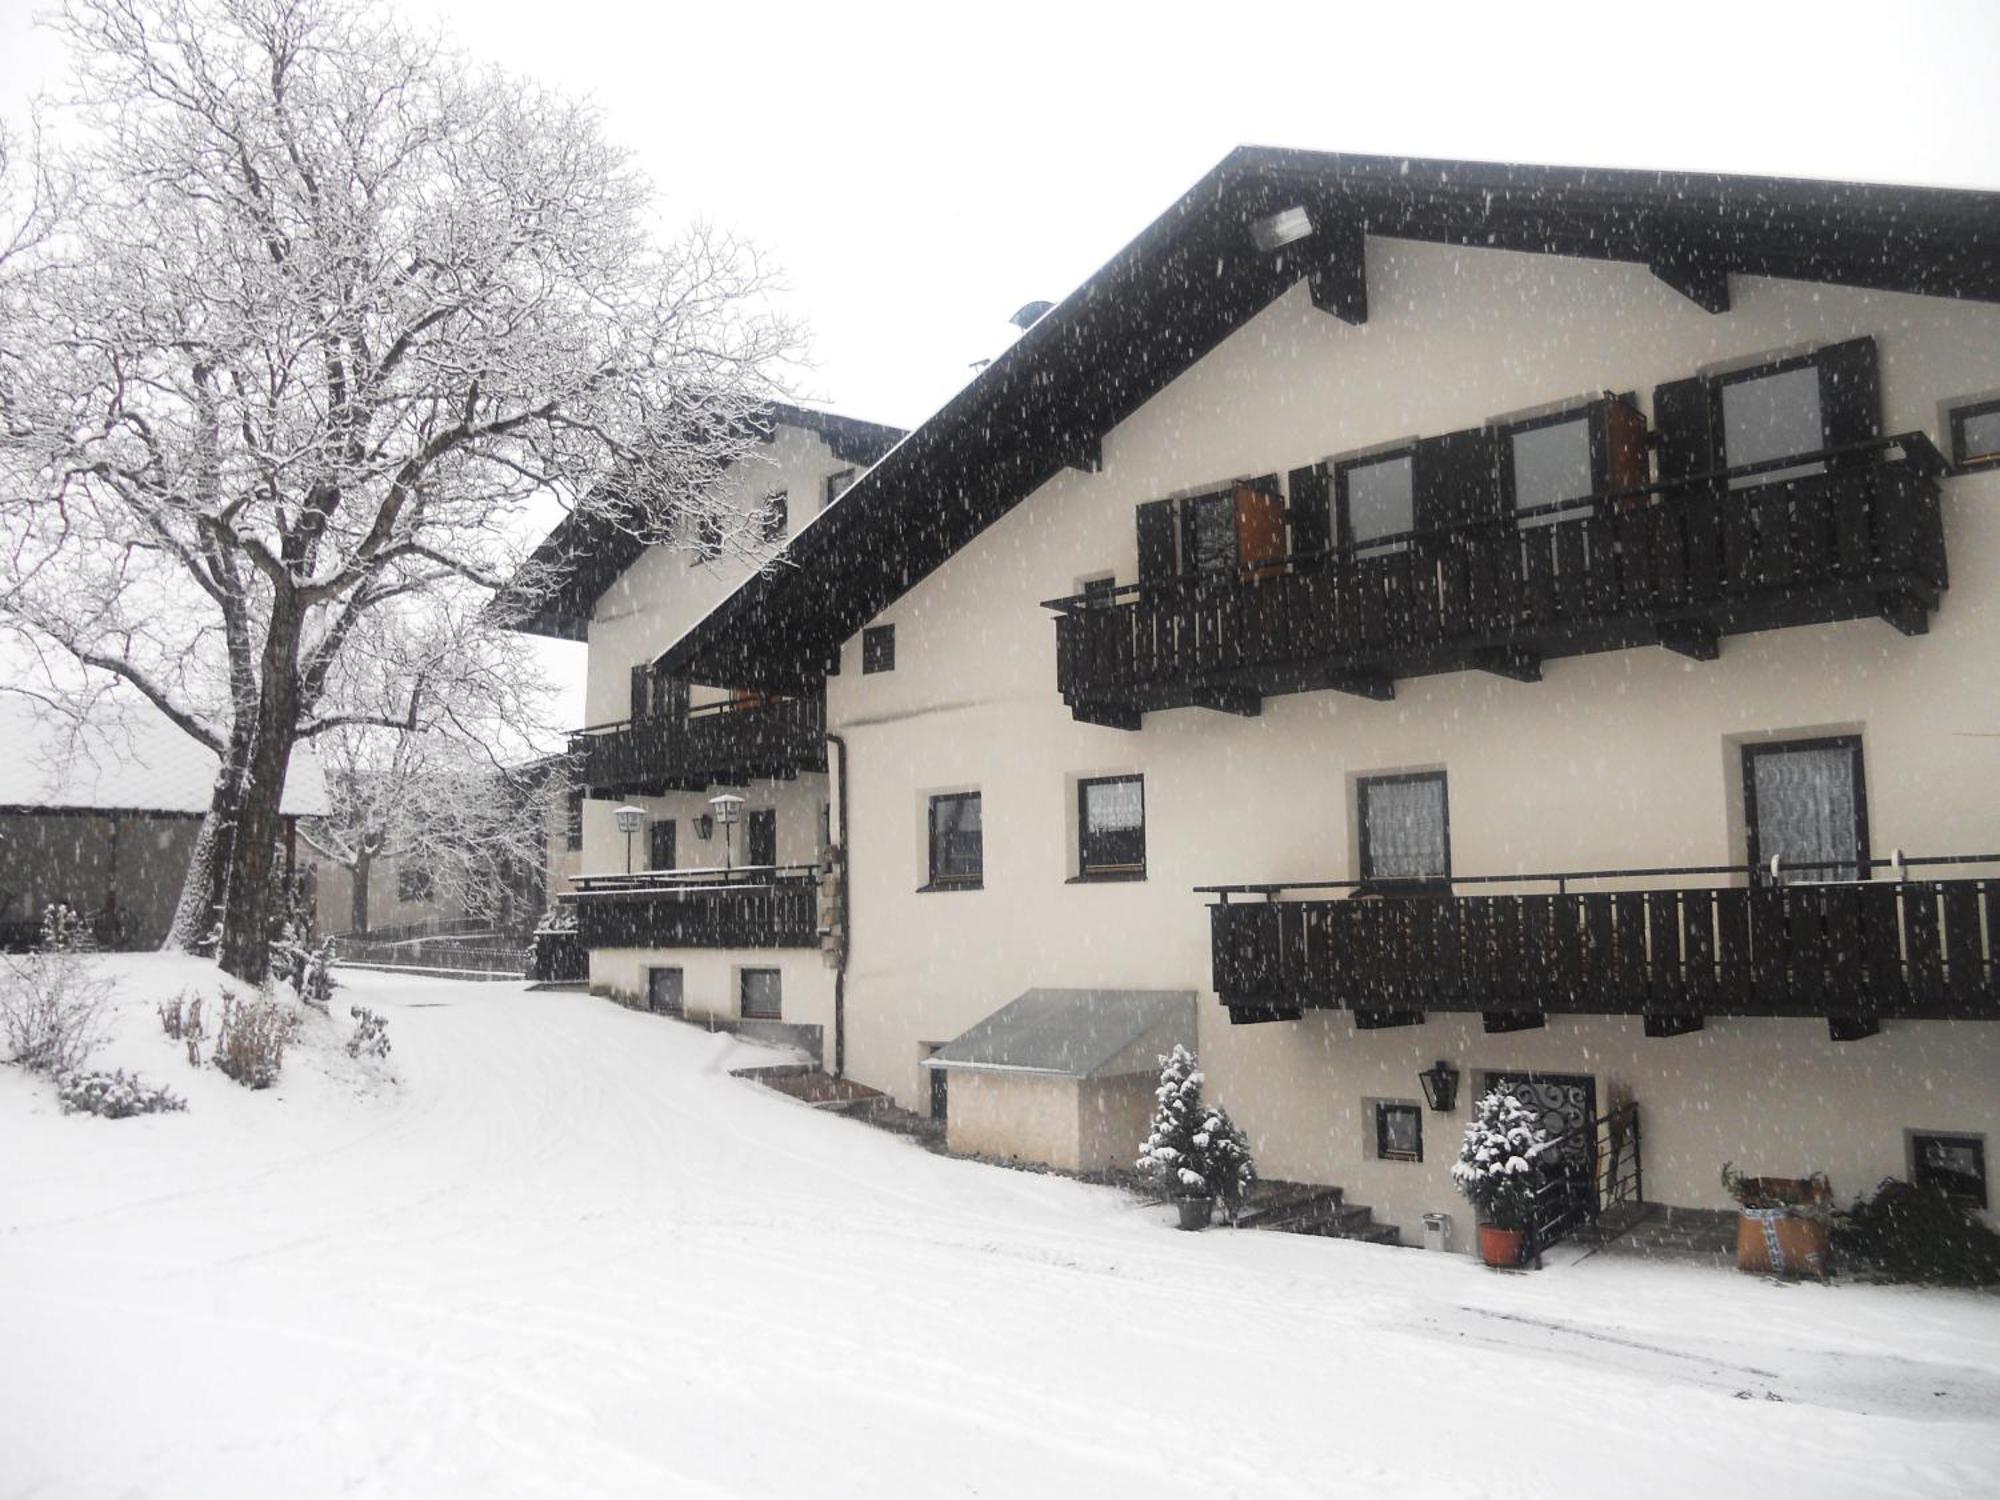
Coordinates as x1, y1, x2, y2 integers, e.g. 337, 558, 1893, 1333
56, 1068, 187, 1119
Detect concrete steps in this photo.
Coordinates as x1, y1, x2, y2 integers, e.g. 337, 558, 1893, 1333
1236, 1182, 1404, 1247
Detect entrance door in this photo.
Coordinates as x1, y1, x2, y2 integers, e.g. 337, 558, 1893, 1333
1486, 1071, 1596, 1184
928, 1060, 949, 1124
746, 808, 777, 868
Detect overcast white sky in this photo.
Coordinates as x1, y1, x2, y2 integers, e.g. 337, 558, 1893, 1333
6, 0, 1998, 729
9, 0, 2000, 429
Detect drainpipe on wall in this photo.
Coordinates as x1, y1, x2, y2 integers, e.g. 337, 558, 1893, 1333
826, 730, 851, 1078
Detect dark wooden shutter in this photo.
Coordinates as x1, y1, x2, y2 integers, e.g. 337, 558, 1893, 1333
1653, 375, 1718, 490
629, 664, 651, 720
1287, 463, 1332, 569
747, 809, 777, 868
1136, 499, 1178, 585
1816, 336, 1881, 460
1412, 427, 1497, 533
661, 675, 690, 725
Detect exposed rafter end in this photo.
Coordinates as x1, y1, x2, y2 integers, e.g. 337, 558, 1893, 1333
1187, 686, 1261, 718
1644, 1013, 1705, 1039
1828, 1016, 1882, 1043
1878, 590, 1931, 637
1477, 647, 1542, 683
1650, 253, 1731, 314
1658, 621, 1720, 661
1352, 1009, 1424, 1030
1071, 700, 1141, 731
1304, 218, 1367, 325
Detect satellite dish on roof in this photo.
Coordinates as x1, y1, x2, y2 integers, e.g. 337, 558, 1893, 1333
1009, 300, 1055, 330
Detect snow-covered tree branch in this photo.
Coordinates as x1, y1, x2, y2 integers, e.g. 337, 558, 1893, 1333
0, 0, 802, 981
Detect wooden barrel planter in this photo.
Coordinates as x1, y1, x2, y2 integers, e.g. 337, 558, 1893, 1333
1732, 1175, 1833, 1279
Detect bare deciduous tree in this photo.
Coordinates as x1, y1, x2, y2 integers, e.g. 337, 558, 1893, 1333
0, 0, 798, 981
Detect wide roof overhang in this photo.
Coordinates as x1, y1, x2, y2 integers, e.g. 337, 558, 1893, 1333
659, 147, 2000, 691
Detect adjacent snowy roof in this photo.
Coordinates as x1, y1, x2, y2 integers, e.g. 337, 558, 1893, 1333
924, 989, 1196, 1080
0, 699, 330, 818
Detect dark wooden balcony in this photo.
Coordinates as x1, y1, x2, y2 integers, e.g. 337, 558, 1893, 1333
569, 866, 822, 950
570, 692, 826, 795
1205, 857, 1999, 1028
1050, 435, 1948, 727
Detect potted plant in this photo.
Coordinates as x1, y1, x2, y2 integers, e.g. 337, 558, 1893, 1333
1722, 1163, 1833, 1278
1137, 1045, 1255, 1230
1451, 1089, 1554, 1267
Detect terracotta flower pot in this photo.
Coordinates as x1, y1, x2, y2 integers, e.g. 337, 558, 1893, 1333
1478, 1223, 1526, 1268
1176, 1196, 1215, 1231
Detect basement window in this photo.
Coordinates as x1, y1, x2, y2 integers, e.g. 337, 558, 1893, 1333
1946, 397, 2000, 471
1911, 1132, 1987, 1209
1375, 1101, 1423, 1163
740, 968, 782, 1021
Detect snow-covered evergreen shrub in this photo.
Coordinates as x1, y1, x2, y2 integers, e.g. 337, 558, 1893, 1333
0, 906, 112, 1075
212, 988, 298, 1089
346, 1005, 391, 1060
1450, 1089, 1553, 1231
1833, 1178, 2000, 1286
1137, 1045, 1256, 1207
56, 1068, 187, 1119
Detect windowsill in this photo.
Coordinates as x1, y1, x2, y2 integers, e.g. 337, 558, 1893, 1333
917, 881, 984, 894
1068, 870, 1147, 884
1379, 1153, 1423, 1166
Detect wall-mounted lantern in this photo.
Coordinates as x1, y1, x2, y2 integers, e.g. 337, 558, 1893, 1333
613, 804, 645, 875
1417, 1059, 1461, 1114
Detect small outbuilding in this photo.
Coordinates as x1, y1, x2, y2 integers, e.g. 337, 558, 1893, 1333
924, 989, 1195, 1173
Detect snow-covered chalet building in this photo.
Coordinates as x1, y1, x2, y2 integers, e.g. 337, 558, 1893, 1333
527, 152, 2000, 1250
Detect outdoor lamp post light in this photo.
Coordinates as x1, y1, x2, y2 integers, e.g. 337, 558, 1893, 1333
709, 793, 745, 871
1418, 1059, 1461, 1113
613, 804, 645, 875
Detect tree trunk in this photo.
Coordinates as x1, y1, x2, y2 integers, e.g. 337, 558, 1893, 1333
351, 850, 371, 934
217, 603, 304, 983
164, 725, 252, 952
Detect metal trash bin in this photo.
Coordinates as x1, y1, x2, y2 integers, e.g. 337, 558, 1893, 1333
1421, 1211, 1452, 1253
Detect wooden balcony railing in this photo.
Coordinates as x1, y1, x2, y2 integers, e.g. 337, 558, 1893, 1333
568, 865, 821, 950
569, 691, 826, 795
1049, 435, 1948, 726
1204, 856, 1999, 1027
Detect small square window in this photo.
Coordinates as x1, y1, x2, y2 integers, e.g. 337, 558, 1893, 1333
1504, 410, 1597, 526
824, 468, 857, 507
1718, 360, 1825, 489
1078, 775, 1145, 879
396, 863, 435, 903
740, 968, 782, 1021
761, 490, 789, 544
1334, 449, 1415, 554
1376, 1102, 1423, 1163
862, 624, 895, 675
1947, 397, 2000, 471
927, 792, 982, 888
1912, 1132, 1986, 1209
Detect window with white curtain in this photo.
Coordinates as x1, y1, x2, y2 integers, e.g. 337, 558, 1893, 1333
1357, 772, 1450, 885
1743, 738, 1867, 883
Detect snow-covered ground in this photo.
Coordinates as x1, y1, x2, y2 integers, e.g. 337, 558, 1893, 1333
4, 959, 1998, 1498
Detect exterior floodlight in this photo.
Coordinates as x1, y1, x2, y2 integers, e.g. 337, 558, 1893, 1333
1250, 205, 1314, 253
613, 804, 645, 874
1418, 1059, 1461, 1113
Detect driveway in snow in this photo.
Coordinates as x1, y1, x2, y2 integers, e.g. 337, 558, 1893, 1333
3, 962, 1998, 1498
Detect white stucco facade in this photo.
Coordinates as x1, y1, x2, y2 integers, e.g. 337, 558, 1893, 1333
816, 236, 2000, 1243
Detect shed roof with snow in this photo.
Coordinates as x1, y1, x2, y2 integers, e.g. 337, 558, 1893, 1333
0, 700, 330, 819
924, 989, 1196, 1080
